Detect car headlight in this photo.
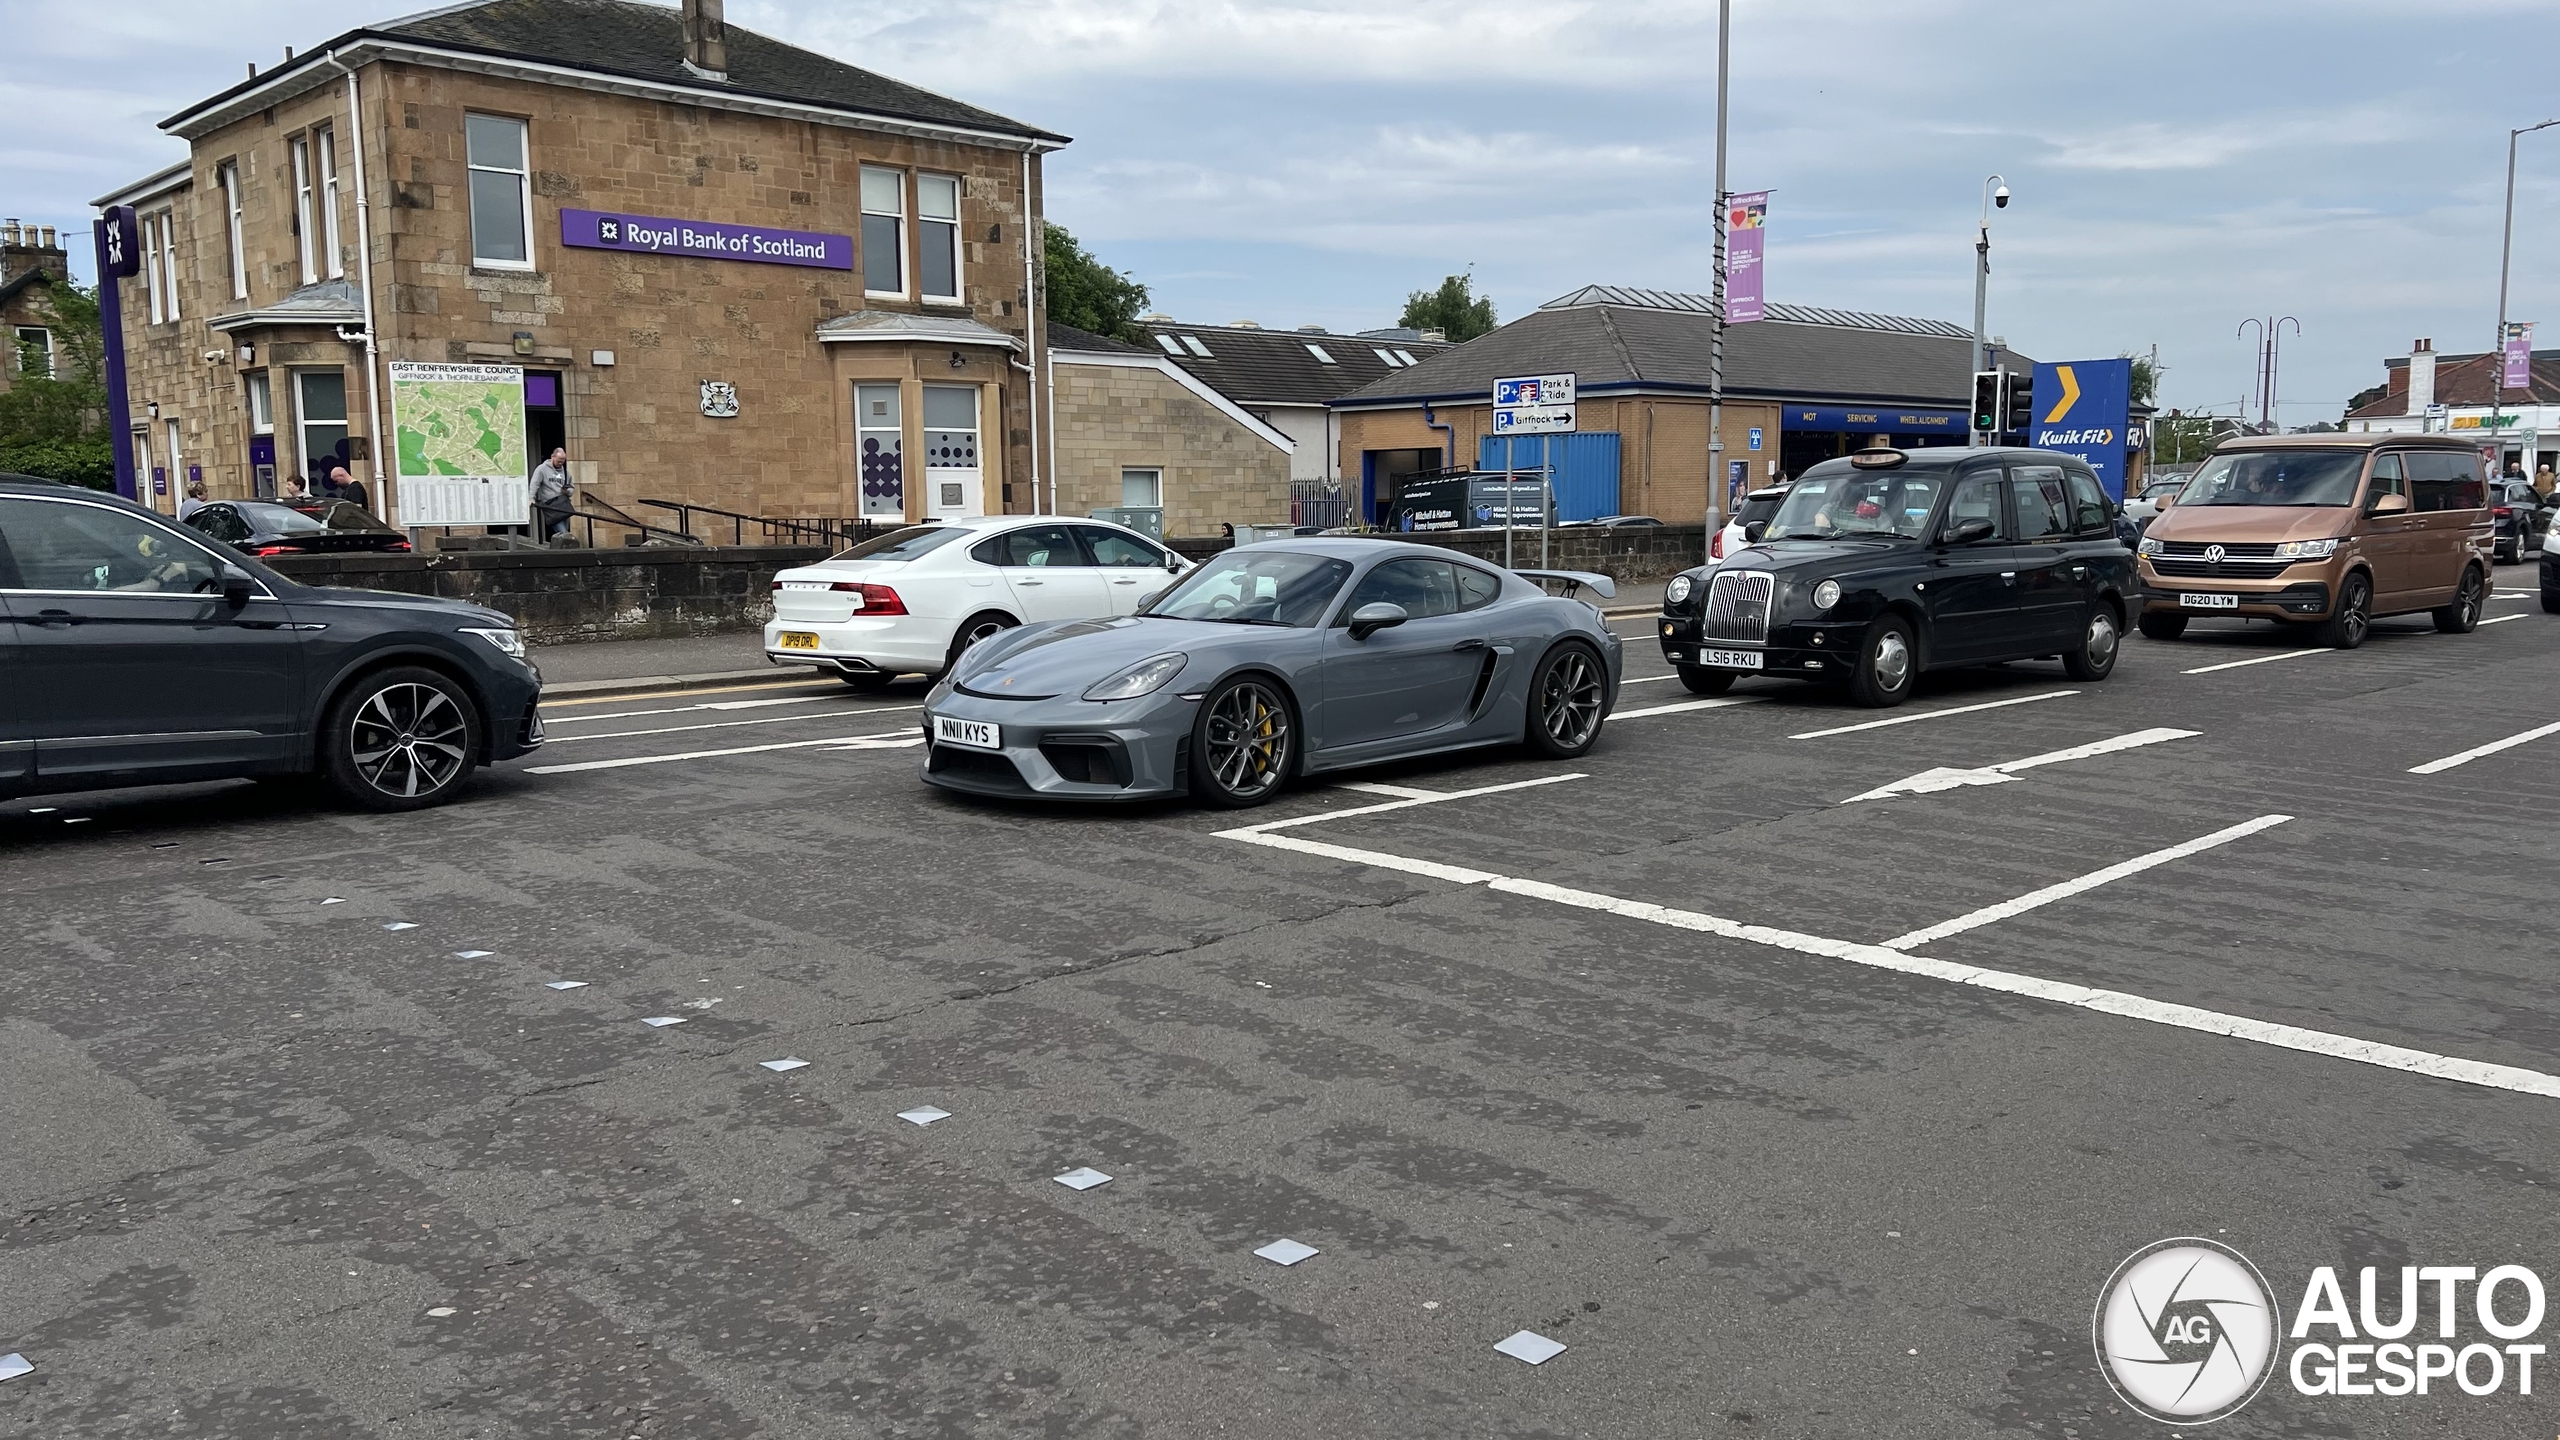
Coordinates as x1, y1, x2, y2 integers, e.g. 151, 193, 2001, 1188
1665, 574, 1694, 605
1810, 579, 1841, 611
1082, 651, 1188, 702
2136, 536, 2165, 556
2546, 512, 2560, 537
2272, 538, 2341, 560
459, 626, 526, 658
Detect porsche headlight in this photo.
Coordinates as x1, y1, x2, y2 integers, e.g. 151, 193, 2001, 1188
1082, 652, 1188, 702
2272, 538, 2341, 560
1665, 573, 1694, 605
2137, 536, 2165, 556
1810, 579, 1841, 611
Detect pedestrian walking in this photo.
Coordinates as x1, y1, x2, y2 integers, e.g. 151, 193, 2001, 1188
2537, 463, 2555, 499
530, 446, 573, 540
177, 479, 208, 520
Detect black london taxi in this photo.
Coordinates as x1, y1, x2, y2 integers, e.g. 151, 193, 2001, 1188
1655, 446, 2136, 707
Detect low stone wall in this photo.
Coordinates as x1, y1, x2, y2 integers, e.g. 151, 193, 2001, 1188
1169, 524, 1707, 582
266, 545, 830, 644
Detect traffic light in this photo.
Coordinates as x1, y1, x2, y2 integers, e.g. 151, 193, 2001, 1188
2003, 373, 2035, 435
1972, 370, 2006, 436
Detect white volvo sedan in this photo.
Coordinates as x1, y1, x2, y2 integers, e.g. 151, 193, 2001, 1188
764, 515, 1190, 689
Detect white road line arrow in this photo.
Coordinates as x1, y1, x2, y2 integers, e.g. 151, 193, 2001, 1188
1840, 727, 2200, 803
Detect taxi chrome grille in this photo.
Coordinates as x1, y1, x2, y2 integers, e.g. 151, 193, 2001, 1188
1702, 570, 1774, 644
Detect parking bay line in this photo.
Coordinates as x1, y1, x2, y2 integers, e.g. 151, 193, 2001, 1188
1220, 829, 2560, 1103
1217, 773, 1589, 838
1879, 814, 2294, 950
2408, 719, 2560, 775
2180, 648, 2330, 676
1612, 696, 1764, 720
539, 677, 843, 708
546, 695, 839, 725
2479, 613, 2526, 626
546, 703, 924, 744
1789, 690, 2078, 740
525, 727, 919, 774
1840, 727, 2200, 803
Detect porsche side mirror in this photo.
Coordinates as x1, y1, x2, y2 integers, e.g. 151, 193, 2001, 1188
1939, 517, 1996, 546
1347, 601, 1408, 640
219, 564, 255, 609
1742, 520, 1768, 543
2368, 492, 2410, 516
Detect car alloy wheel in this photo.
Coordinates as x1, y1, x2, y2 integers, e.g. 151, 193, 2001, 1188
1198, 678, 1292, 805
2435, 567, 2484, 634
2320, 573, 2371, 649
944, 611, 1018, 674
350, 683, 470, 799
1533, 645, 1605, 754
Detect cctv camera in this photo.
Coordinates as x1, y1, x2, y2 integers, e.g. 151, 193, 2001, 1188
1993, 186, 2011, 209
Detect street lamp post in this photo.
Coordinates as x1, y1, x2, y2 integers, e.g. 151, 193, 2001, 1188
2491, 119, 2558, 472
1704, 0, 1731, 563
1970, 175, 2009, 444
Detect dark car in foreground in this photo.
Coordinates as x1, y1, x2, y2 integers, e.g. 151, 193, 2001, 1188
921, 539, 1624, 807
1655, 446, 2135, 706
0, 478, 542, 809
185, 498, 414, 557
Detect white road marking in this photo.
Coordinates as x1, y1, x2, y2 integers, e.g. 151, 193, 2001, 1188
526, 728, 917, 774
1221, 829, 2560, 1103
1219, 774, 1588, 837
545, 695, 834, 724
1840, 727, 2199, 802
1789, 690, 2078, 740
545, 704, 923, 744
2407, 719, 2560, 775
2480, 613, 2527, 626
1619, 673, 1683, 685
1612, 696, 1763, 720
1336, 782, 1442, 798
2180, 648, 2329, 675
1879, 814, 2294, 950
823, 736, 927, 751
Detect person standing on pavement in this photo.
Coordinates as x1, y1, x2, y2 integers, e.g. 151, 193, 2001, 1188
328, 462, 370, 513
531, 447, 573, 540
177, 479, 208, 520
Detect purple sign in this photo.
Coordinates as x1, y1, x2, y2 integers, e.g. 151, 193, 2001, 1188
560, 208, 851, 271
1725, 191, 1768, 325
2504, 322, 2534, 390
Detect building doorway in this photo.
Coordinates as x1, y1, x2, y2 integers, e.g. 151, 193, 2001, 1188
1361, 447, 1439, 527
525, 370, 565, 472
922, 383, 981, 519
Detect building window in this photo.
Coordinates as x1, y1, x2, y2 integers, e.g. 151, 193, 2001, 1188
219, 161, 246, 300
291, 134, 318, 286
465, 113, 533, 269
165, 418, 185, 504
1152, 334, 1181, 355
917, 174, 960, 302
295, 370, 350, 482
317, 126, 344, 278
855, 383, 903, 516
860, 167, 904, 296
1120, 467, 1162, 509
157, 211, 181, 321
247, 371, 273, 433
140, 214, 165, 324
1179, 335, 1211, 358
13, 327, 52, 378
1304, 342, 1335, 364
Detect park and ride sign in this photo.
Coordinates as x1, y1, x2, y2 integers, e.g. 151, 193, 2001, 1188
1492, 373, 1576, 435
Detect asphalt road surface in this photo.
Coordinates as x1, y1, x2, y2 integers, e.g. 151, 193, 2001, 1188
6, 573, 2559, 1438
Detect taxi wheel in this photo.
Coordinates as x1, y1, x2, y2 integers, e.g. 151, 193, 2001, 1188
2062, 605, 2121, 681
2317, 572, 2372, 650
1846, 616, 1916, 708
1676, 665, 1735, 696
2433, 566, 2484, 634
2137, 611, 2187, 641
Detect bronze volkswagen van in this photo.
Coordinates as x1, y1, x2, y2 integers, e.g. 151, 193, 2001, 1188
2134, 435, 2491, 649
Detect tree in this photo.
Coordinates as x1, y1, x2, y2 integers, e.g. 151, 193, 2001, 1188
1042, 223, 1150, 344
1400, 274, 1497, 342
2124, 352, 2159, 407
0, 280, 112, 489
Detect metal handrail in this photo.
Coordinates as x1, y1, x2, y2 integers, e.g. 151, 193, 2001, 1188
562, 491, 703, 549
636, 498, 881, 549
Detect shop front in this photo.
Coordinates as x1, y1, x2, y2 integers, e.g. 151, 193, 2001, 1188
1776, 402, 1972, 483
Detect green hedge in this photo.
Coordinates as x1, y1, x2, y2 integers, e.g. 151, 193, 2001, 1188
0, 438, 115, 491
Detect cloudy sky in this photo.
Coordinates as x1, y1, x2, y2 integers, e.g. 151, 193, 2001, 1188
6, 0, 2556, 420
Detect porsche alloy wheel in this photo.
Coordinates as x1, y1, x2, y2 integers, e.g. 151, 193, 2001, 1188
1195, 678, 1293, 808
1527, 644, 1605, 758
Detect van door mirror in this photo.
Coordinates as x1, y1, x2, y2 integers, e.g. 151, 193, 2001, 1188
2368, 491, 2410, 516
2152, 491, 2174, 510
1939, 517, 1997, 546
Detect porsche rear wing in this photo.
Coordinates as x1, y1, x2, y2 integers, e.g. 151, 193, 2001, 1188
1514, 569, 1617, 601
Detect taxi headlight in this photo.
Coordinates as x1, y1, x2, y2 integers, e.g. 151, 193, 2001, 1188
1810, 579, 1841, 611
2136, 536, 2165, 556
1665, 574, 1694, 605
2272, 538, 2341, 560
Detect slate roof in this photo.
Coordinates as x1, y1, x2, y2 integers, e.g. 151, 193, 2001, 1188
1332, 289, 2022, 409
1046, 321, 1154, 356
164, 0, 1064, 144
2346, 349, 2560, 416
1141, 322, 1450, 408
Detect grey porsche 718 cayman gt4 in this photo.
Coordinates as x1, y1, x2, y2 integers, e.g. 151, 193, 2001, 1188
918, 539, 1624, 807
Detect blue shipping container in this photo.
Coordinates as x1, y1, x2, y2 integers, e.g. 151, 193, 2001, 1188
1477, 433, 1622, 522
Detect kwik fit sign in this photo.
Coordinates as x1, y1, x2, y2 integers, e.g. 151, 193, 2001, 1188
561, 208, 851, 270
2030, 358, 2135, 500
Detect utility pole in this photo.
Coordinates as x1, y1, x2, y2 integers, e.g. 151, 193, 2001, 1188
1704, 0, 1730, 565
1969, 175, 2010, 444
2493, 120, 2558, 470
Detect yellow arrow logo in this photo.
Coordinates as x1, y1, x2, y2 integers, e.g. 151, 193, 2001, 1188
2042, 365, 2081, 425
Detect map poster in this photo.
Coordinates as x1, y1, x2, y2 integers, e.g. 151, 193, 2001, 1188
387, 361, 532, 528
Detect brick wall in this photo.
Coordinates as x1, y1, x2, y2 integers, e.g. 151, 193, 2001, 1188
1335, 397, 1783, 525
265, 543, 829, 643
1051, 358, 1290, 533
1167, 525, 1707, 583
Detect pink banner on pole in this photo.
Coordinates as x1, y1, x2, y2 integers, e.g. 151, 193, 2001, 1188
1725, 191, 1768, 324
2504, 322, 2534, 389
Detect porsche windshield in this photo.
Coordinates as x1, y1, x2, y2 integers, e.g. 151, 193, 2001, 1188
1143, 551, 1352, 627
2177, 450, 2366, 507
1764, 471, 1946, 541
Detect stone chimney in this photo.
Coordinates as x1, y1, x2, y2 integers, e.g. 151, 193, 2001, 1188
2405, 338, 2435, 417
680, 0, 728, 81
0, 217, 70, 288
